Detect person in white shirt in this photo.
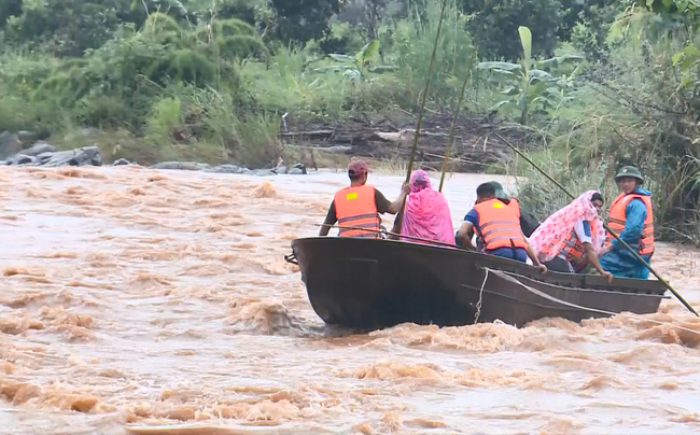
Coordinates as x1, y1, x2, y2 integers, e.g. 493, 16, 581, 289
528, 191, 613, 282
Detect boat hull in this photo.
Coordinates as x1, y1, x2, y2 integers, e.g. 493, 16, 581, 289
290, 237, 667, 330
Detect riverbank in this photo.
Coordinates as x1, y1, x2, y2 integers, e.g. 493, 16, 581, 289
0, 111, 529, 175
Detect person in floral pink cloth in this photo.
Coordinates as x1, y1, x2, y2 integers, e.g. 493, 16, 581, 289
528, 191, 613, 282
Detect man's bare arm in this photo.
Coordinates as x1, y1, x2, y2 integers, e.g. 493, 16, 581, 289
386, 182, 411, 214
319, 201, 336, 236
456, 222, 476, 250
584, 242, 613, 282
523, 232, 547, 274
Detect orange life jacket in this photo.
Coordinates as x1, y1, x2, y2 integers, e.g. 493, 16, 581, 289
604, 193, 654, 255
560, 219, 596, 265
333, 184, 380, 238
474, 198, 527, 251
509, 197, 521, 219
477, 198, 517, 251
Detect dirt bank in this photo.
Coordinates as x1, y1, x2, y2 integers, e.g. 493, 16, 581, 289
282, 112, 527, 172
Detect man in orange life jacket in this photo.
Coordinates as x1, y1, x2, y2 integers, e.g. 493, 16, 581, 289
456, 182, 547, 274
456, 181, 540, 250
489, 181, 540, 237
597, 166, 654, 279
319, 160, 410, 238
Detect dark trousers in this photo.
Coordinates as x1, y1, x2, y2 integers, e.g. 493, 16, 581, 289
543, 256, 574, 273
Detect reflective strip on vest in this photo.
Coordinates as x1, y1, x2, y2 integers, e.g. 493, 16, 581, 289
604, 193, 655, 255
333, 184, 380, 238
560, 230, 585, 261
474, 198, 527, 251
557, 219, 597, 265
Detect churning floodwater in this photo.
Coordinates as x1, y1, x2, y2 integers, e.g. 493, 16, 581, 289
0, 165, 699, 435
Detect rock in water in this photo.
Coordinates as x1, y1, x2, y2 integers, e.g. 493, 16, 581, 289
4, 143, 57, 166
249, 169, 277, 176
150, 161, 210, 171
39, 146, 102, 168
0, 132, 21, 160
113, 158, 131, 166
34, 152, 55, 166
20, 143, 56, 157
204, 164, 247, 174
289, 163, 307, 175
9, 155, 36, 166
148, 161, 308, 176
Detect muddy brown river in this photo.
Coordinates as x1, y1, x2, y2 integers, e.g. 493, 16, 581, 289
1, 166, 699, 435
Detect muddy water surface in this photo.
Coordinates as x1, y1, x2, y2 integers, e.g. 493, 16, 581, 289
1, 166, 699, 435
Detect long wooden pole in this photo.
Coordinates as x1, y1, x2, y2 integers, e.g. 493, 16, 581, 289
395, 0, 449, 235
439, 52, 475, 192
318, 224, 462, 249
492, 130, 698, 316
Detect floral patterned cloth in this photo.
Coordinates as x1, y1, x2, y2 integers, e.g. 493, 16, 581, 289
528, 190, 605, 262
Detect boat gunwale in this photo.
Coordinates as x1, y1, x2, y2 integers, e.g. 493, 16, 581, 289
461, 277, 669, 303
496, 270, 670, 299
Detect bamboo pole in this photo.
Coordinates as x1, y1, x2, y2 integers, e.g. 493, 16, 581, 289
492, 130, 698, 317
318, 224, 461, 249
439, 52, 475, 192
394, 0, 449, 235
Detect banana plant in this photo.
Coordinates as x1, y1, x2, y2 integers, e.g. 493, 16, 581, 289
478, 26, 584, 125
314, 39, 396, 82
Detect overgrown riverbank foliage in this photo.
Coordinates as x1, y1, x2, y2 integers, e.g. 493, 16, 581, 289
1, 0, 700, 242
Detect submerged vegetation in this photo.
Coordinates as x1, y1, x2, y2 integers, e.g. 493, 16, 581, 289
1, 0, 700, 242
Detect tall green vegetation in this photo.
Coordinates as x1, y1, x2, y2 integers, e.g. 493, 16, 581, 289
515, 0, 700, 244
1, 0, 700, 242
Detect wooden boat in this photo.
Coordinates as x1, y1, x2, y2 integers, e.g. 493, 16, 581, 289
285, 237, 668, 330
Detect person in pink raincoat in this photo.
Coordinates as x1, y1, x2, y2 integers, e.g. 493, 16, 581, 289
528, 190, 613, 282
389, 170, 455, 246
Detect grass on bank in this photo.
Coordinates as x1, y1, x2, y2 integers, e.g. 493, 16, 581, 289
0, 0, 500, 166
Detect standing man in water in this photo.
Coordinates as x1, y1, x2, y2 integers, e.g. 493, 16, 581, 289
598, 166, 654, 279
319, 160, 410, 238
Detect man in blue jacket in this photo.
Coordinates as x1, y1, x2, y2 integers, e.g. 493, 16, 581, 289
598, 166, 654, 279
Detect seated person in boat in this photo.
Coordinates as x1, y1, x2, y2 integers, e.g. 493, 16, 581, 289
456, 182, 547, 273
489, 181, 540, 237
528, 191, 613, 282
319, 160, 410, 238
460, 181, 540, 250
597, 166, 654, 279
388, 169, 454, 245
